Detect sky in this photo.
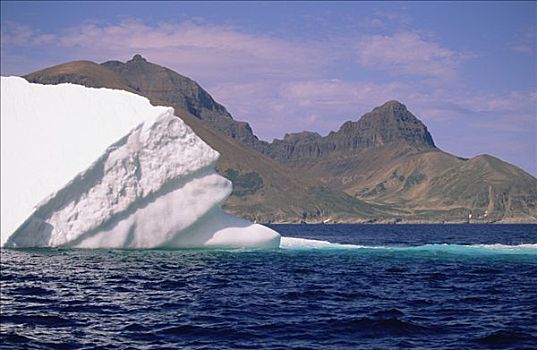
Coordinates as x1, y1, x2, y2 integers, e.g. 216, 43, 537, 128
1, 1, 536, 175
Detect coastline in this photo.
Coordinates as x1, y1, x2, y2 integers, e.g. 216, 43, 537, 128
260, 218, 537, 225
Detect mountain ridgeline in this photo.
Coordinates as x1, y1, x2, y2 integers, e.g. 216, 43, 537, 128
24, 57, 384, 223
263, 100, 436, 162
23, 55, 537, 223
101, 55, 263, 148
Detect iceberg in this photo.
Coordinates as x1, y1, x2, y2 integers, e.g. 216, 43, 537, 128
1, 77, 280, 249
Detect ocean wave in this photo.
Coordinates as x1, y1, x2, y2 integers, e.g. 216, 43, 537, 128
280, 237, 537, 255
279, 237, 367, 249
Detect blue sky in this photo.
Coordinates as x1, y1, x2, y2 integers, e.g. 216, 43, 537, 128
2, 1, 536, 175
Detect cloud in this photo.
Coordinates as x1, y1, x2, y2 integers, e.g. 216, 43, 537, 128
511, 30, 536, 55
1, 21, 56, 46
2, 19, 327, 84
212, 77, 536, 145
6, 19, 478, 86
360, 10, 413, 31
356, 31, 473, 80
0, 19, 474, 85
512, 45, 533, 54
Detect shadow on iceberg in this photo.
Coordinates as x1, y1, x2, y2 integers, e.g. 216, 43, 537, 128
165, 208, 281, 249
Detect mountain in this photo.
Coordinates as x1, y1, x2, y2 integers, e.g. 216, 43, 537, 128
174, 107, 392, 223
261, 101, 537, 223
100, 54, 263, 148
26, 55, 263, 147
23, 56, 389, 223
263, 100, 436, 162
23, 55, 537, 223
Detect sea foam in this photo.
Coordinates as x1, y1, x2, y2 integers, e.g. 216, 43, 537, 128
280, 237, 537, 255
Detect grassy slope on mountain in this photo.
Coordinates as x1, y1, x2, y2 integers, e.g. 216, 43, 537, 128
24, 61, 139, 93
318, 148, 537, 222
176, 110, 394, 223
266, 102, 537, 222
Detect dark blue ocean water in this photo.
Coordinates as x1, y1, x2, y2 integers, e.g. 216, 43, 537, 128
1, 224, 536, 349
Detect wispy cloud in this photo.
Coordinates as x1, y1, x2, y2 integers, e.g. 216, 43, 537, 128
360, 10, 413, 31
2, 19, 327, 84
511, 30, 536, 55
211, 79, 420, 140
2, 19, 476, 83
1, 21, 56, 46
356, 31, 474, 80
212, 76, 536, 143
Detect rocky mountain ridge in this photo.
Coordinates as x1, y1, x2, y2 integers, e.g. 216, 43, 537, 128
23, 57, 390, 223
262, 100, 436, 162
22, 55, 537, 223
101, 54, 263, 148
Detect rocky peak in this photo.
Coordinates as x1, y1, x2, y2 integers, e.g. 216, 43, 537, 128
129, 54, 147, 63
374, 100, 407, 112
360, 100, 414, 125
100, 56, 263, 147
263, 100, 436, 163
102, 55, 228, 117
282, 131, 322, 142
336, 100, 436, 149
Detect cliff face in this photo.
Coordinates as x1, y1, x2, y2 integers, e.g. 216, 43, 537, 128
23, 55, 537, 223
262, 100, 435, 162
330, 100, 435, 150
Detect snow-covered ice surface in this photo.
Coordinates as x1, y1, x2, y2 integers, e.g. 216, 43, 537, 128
1, 77, 280, 248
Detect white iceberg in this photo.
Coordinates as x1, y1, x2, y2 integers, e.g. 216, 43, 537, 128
0, 77, 280, 249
